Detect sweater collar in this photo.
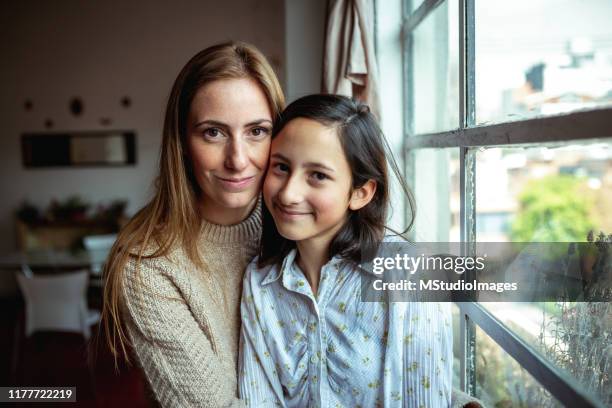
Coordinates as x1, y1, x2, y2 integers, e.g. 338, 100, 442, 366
199, 197, 262, 244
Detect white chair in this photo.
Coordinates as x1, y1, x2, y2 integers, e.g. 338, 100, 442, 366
16, 269, 100, 339
83, 234, 117, 278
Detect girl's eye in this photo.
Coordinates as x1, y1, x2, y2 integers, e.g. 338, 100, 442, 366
251, 127, 270, 137
273, 163, 289, 173
311, 172, 328, 181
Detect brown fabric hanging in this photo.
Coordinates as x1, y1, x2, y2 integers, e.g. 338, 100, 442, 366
322, 0, 381, 119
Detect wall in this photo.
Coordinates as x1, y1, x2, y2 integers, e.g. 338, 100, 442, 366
0, 0, 286, 253
284, 0, 327, 102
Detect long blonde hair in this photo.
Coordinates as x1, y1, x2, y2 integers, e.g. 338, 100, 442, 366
101, 41, 285, 365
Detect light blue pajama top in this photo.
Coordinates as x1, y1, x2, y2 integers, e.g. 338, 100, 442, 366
239, 248, 452, 408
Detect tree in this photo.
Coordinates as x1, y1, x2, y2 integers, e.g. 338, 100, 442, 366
510, 175, 596, 242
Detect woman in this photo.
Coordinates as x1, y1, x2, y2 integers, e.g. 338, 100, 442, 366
101, 41, 285, 407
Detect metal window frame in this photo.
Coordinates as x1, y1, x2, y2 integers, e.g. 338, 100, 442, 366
458, 302, 606, 407
401, 0, 611, 406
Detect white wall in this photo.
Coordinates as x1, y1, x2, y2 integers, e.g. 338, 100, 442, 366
0, 0, 286, 253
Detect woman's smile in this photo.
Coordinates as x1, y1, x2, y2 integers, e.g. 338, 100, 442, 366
215, 174, 257, 191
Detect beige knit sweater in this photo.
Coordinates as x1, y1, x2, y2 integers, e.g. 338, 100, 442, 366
121, 203, 261, 408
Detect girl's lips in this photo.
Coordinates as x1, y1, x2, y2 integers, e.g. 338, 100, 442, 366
216, 175, 256, 191
273, 203, 311, 220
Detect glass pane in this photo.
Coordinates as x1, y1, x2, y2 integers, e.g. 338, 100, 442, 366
473, 141, 612, 404
475, 0, 612, 125
410, 148, 460, 241
480, 302, 612, 405
411, 0, 459, 134
407, 0, 425, 14
474, 324, 565, 407
474, 142, 612, 243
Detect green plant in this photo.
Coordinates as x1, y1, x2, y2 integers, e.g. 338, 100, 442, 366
16, 200, 40, 223
510, 175, 596, 242
47, 195, 91, 221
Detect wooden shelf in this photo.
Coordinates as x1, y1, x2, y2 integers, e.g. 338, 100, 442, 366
15, 219, 120, 251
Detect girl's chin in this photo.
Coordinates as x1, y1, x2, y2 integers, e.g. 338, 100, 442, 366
274, 224, 309, 242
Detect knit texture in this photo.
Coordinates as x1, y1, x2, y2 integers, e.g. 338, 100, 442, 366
121, 202, 261, 408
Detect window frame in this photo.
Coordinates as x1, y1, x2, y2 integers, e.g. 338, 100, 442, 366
401, 0, 612, 406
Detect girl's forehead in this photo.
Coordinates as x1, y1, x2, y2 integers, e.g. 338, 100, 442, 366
273, 119, 339, 150
271, 118, 351, 171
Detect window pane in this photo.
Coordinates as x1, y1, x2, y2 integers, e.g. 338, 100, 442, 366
473, 141, 612, 404
475, 0, 612, 125
474, 323, 565, 407
411, 0, 459, 134
474, 142, 611, 243
410, 148, 460, 241
480, 302, 611, 405
407, 0, 425, 14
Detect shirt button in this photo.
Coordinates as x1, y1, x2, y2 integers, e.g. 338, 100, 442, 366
310, 355, 318, 363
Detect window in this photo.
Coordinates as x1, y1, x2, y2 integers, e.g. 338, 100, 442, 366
400, 0, 612, 406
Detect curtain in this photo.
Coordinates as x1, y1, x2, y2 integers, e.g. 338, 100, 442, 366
322, 0, 381, 118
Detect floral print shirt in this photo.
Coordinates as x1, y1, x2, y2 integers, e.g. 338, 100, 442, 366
239, 248, 452, 408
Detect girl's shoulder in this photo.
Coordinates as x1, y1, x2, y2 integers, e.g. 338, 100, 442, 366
243, 256, 280, 286
382, 233, 410, 243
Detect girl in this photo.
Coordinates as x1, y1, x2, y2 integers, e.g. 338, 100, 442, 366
102, 41, 284, 407
239, 94, 452, 407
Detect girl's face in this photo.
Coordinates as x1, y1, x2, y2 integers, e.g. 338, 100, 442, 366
187, 78, 272, 224
264, 118, 356, 247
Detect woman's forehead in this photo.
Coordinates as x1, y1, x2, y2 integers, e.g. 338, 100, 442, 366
189, 78, 272, 126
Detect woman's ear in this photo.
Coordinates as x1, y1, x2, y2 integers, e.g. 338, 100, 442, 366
349, 180, 377, 211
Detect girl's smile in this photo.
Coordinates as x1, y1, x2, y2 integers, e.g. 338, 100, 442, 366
272, 202, 313, 220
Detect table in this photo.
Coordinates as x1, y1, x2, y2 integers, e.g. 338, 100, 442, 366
0, 248, 111, 273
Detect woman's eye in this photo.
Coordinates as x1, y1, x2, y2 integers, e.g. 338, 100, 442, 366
251, 127, 270, 137
203, 128, 222, 138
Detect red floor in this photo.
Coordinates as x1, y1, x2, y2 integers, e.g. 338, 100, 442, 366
1, 296, 152, 407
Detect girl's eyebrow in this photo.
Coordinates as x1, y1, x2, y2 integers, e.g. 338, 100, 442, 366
270, 153, 335, 172
193, 119, 272, 129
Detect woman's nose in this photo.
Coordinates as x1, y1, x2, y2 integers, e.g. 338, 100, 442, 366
225, 139, 248, 171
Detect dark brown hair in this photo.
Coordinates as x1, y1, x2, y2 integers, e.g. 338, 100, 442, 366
259, 94, 414, 267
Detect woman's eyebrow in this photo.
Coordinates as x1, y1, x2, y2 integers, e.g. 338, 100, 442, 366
193, 119, 272, 129
244, 119, 273, 127
193, 119, 229, 129
270, 153, 334, 172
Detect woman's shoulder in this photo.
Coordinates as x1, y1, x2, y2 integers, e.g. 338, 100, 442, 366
123, 243, 186, 281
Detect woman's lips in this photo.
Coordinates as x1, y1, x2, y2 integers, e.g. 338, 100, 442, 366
215, 175, 256, 191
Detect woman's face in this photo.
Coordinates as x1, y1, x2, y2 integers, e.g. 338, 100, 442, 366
187, 78, 273, 224
263, 118, 355, 248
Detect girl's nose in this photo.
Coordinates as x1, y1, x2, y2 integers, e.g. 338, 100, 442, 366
278, 176, 304, 205
225, 139, 248, 171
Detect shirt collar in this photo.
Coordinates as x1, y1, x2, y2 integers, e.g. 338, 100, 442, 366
260, 249, 347, 286
261, 249, 298, 286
